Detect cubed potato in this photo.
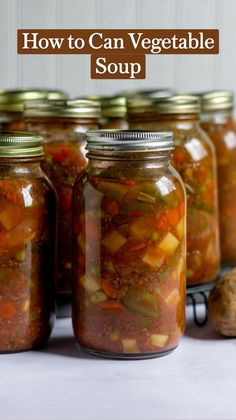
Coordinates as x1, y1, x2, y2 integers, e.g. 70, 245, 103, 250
176, 217, 185, 240
80, 275, 101, 294
150, 334, 169, 348
158, 232, 179, 255
102, 230, 127, 253
142, 247, 164, 268
122, 339, 139, 353
165, 288, 180, 306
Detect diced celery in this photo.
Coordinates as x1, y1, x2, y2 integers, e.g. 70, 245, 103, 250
165, 288, 180, 306
150, 334, 168, 348
121, 200, 154, 214
80, 275, 101, 293
0, 270, 5, 281
150, 231, 160, 242
15, 248, 26, 262
91, 265, 100, 276
90, 291, 107, 304
104, 260, 116, 273
122, 339, 139, 353
122, 289, 159, 319
109, 331, 120, 342
176, 217, 185, 240
130, 217, 153, 240
137, 191, 156, 204
142, 247, 164, 269
158, 232, 179, 255
187, 269, 194, 278
98, 181, 128, 201
102, 230, 127, 253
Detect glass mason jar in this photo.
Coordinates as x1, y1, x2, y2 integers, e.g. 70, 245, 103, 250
25, 100, 101, 303
128, 96, 220, 287
100, 97, 128, 129
0, 132, 56, 352
72, 130, 186, 359
199, 91, 236, 267
0, 89, 68, 131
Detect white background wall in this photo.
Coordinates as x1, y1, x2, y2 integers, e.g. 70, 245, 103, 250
0, 0, 235, 97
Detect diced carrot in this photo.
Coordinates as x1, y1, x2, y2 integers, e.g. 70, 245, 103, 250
0, 301, 17, 318
101, 301, 123, 310
173, 149, 188, 164
165, 208, 179, 226
179, 201, 185, 218
122, 179, 136, 187
101, 279, 118, 298
6, 192, 18, 204
129, 241, 147, 251
105, 200, 119, 217
155, 213, 169, 231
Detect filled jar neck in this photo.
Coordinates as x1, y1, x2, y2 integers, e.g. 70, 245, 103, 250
129, 112, 200, 128
87, 149, 173, 169
200, 109, 234, 124
0, 158, 43, 175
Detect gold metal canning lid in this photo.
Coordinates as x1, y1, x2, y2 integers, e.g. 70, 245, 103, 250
127, 95, 200, 114
116, 88, 176, 98
24, 99, 101, 119
0, 89, 69, 113
0, 132, 43, 157
101, 97, 127, 118
194, 91, 234, 112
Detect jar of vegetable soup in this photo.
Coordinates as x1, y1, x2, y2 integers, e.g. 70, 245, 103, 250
0, 132, 56, 352
0, 89, 68, 131
199, 91, 236, 267
72, 130, 186, 359
24, 100, 101, 310
128, 95, 220, 287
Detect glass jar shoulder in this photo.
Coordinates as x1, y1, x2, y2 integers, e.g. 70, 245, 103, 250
73, 162, 185, 213
25, 117, 98, 143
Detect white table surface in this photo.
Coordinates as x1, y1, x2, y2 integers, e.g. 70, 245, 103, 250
0, 306, 235, 420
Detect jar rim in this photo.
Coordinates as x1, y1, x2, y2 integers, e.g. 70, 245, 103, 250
24, 99, 101, 119
86, 130, 174, 152
0, 131, 43, 157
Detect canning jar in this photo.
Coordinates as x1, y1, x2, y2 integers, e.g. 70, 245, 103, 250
199, 91, 236, 266
72, 130, 186, 359
0, 132, 56, 352
0, 89, 68, 131
100, 97, 128, 129
25, 100, 101, 303
128, 96, 220, 287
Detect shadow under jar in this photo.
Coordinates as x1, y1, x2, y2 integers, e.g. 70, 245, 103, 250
128, 95, 220, 287
0, 132, 56, 352
0, 89, 68, 131
72, 130, 186, 359
24, 99, 101, 315
198, 91, 236, 267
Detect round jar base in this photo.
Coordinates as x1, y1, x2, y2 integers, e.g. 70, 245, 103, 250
79, 345, 177, 360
